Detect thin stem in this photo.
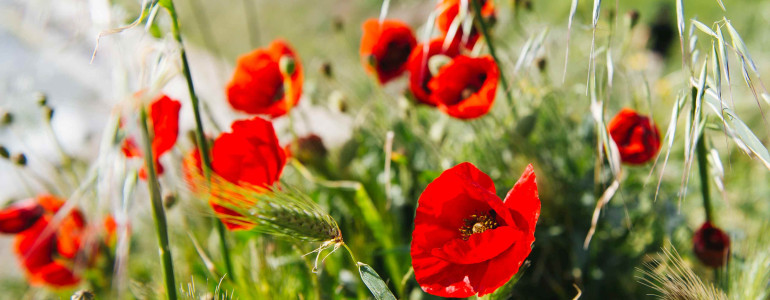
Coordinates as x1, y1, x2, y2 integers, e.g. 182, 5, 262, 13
696, 131, 713, 222
342, 243, 358, 264
471, 0, 516, 117
42, 108, 80, 186
139, 106, 177, 300
163, 1, 236, 281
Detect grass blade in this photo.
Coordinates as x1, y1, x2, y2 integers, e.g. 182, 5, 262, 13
358, 263, 397, 300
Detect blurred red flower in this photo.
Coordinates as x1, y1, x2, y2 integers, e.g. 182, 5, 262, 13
407, 38, 461, 105
121, 94, 181, 179
411, 162, 540, 297
12, 195, 86, 287
693, 221, 730, 268
0, 199, 44, 233
211, 117, 287, 230
608, 108, 661, 165
360, 19, 417, 84
428, 55, 499, 119
436, 0, 496, 49
227, 39, 303, 118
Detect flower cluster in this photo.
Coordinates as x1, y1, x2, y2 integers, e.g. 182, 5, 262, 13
0, 195, 95, 287
359, 0, 501, 119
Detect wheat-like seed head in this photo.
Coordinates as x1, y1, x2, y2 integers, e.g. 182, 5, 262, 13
183, 154, 341, 243
637, 245, 727, 300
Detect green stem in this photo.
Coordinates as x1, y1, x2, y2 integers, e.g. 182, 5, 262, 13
163, 1, 236, 281
139, 106, 177, 300
696, 131, 713, 222
471, 0, 516, 116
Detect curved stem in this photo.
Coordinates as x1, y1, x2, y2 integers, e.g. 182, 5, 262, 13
162, 0, 236, 281
139, 106, 177, 300
471, 0, 516, 117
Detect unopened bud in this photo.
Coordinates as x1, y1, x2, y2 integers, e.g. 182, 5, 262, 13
164, 194, 177, 209
332, 17, 344, 32
366, 54, 377, 68
71, 290, 95, 300
320, 62, 333, 78
536, 57, 547, 72
12, 153, 26, 166
35, 93, 47, 106
329, 90, 348, 113
279, 56, 296, 77
428, 54, 452, 76
0, 146, 9, 159
627, 10, 640, 28
0, 110, 12, 126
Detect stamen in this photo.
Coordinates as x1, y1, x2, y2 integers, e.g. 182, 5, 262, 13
459, 210, 499, 240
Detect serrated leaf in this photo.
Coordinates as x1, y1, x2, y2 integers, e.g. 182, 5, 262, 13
358, 263, 397, 300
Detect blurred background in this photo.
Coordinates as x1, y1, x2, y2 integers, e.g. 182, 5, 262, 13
1, 0, 770, 299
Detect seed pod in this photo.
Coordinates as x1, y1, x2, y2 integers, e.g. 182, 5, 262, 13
320, 62, 333, 78
0, 110, 12, 126
0, 146, 9, 159
35, 92, 47, 106
12, 153, 27, 166
627, 10, 640, 29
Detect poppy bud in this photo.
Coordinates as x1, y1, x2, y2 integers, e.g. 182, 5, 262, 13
279, 55, 296, 77
0, 199, 44, 233
693, 222, 730, 268
428, 54, 452, 77
36, 92, 47, 106
320, 62, 333, 78
290, 134, 328, 166
332, 16, 344, 32
0, 146, 9, 159
627, 10, 640, 29
329, 90, 348, 113
0, 109, 12, 126
536, 57, 547, 72
12, 153, 27, 166
71, 289, 95, 300
164, 194, 177, 209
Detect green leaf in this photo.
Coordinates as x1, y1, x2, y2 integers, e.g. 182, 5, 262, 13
358, 263, 397, 300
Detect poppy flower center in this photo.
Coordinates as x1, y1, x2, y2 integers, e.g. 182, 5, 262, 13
271, 83, 285, 104
459, 210, 499, 240
450, 73, 487, 105
379, 40, 413, 72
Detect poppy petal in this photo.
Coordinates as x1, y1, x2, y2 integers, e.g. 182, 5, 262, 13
430, 226, 521, 264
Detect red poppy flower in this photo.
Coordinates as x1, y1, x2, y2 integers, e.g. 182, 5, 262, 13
227, 39, 303, 118
360, 19, 417, 84
608, 108, 661, 165
13, 195, 86, 287
693, 221, 730, 268
0, 199, 44, 233
121, 94, 181, 178
411, 162, 540, 297
210, 117, 287, 230
436, 0, 496, 49
428, 55, 499, 119
407, 38, 461, 105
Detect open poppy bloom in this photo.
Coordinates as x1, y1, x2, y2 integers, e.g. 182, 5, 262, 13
0, 199, 44, 234
360, 19, 417, 84
428, 55, 499, 119
10, 195, 86, 287
210, 117, 287, 230
436, 0, 496, 50
411, 162, 540, 297
227, 39, 303, 118
407, 38, 461, 106
693, 221, 730, 268
608, 108, 661, 165
121, 94, 181, 179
